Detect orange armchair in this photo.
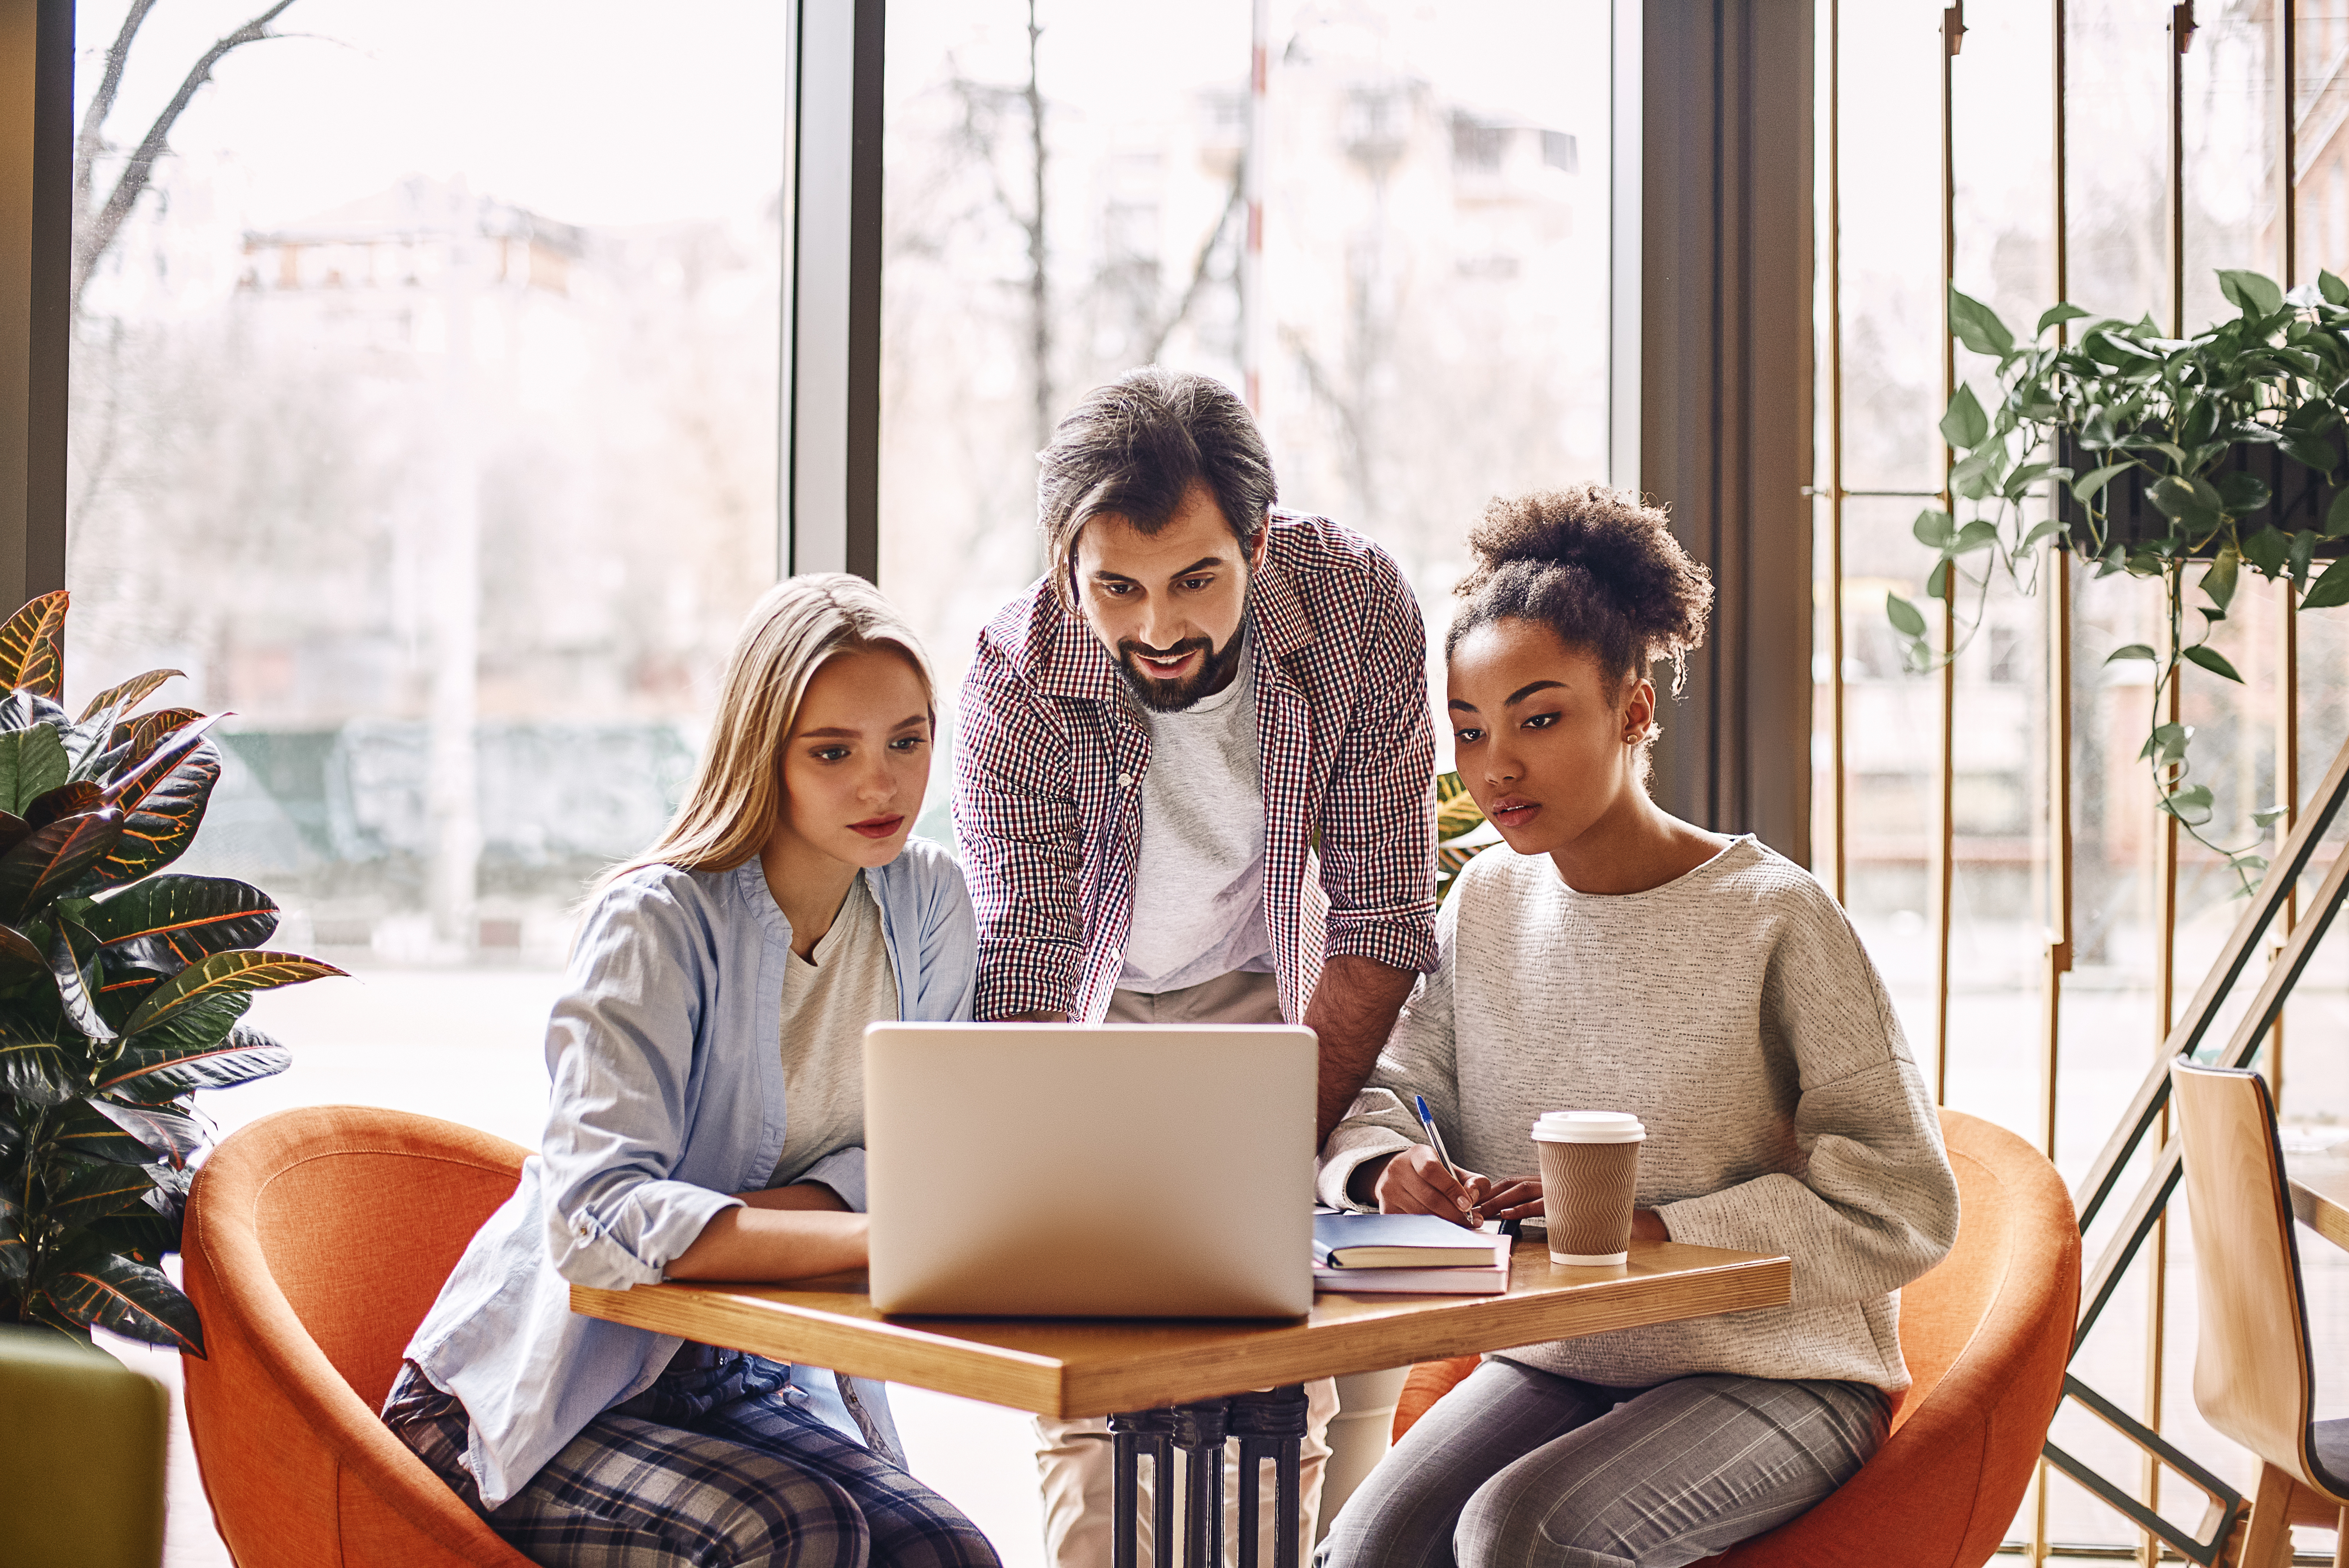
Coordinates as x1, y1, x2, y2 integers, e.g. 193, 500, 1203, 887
1390, 1109, 2079, 1568
179, 1105, 538, 1568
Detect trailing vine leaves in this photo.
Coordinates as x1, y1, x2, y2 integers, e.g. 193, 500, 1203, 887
0, 592, 345, 1348
1890, 271, 2349, 894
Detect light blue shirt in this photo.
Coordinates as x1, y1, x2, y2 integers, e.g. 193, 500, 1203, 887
401, 841, 977, 1508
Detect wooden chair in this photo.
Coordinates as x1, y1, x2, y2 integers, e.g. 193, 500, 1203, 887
1389, 1108, 2079, 1568
179, 1105, 536, 1568
2171, 1062, 2349, 1568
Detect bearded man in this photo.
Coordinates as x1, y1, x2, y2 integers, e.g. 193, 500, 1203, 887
952, 366, 1438, 1568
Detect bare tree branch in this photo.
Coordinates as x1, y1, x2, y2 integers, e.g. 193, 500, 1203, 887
72, 0, 302, 316
1139, 170, 1243, 365
75, 0, 159, 233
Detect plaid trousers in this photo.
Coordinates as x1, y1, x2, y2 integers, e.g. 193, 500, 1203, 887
384, 1352, 999, 1568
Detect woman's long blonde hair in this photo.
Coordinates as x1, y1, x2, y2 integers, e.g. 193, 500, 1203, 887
604, 574, 936, 887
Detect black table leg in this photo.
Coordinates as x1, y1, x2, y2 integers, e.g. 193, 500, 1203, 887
1109, 1409, 1175, 1568
1171, 1401, 1230, 1568
1231, 1386, 1309, 1568
1107, 1386, 1309, 1568
1112, 1422, 1140, 1568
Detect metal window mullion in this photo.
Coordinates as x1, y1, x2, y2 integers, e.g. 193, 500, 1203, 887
784, 0, 884, 583
0, 0, 73, 607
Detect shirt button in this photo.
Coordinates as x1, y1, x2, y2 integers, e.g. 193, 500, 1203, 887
1117, 773, 1133, 788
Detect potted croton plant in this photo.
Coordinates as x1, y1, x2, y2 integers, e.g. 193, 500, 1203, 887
0, 590, 342, 1352
1888, 268, 2349, 892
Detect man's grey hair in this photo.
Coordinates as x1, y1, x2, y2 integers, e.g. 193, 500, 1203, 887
1036, 367, 1279, 599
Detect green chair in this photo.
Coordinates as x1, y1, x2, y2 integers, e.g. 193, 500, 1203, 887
0, 1326, 169, 1568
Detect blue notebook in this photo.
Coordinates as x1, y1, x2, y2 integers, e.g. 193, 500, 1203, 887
1313, 1212, 1506, 1269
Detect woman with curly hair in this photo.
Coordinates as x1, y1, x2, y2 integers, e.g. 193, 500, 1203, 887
1316, 486, 1960, 1568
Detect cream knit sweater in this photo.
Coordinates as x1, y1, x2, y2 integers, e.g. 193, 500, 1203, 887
1318, 836, 1959, 1392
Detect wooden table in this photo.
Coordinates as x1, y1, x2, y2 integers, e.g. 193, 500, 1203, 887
572, 1235, 1789, 1418
574, 1236, 1787, 1568
2288, 1155, 2349, 1252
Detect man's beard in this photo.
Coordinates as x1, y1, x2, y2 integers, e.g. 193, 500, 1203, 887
1115, 629, 1246, 712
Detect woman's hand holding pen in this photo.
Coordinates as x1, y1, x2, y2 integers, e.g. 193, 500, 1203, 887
1372, 1146, 1491, 1227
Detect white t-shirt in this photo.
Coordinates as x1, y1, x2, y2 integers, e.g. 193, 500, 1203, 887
769, 873, 898, 1190
1117, 633, 1273, 994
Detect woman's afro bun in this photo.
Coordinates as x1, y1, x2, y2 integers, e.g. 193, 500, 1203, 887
1448, 483, 1714, 695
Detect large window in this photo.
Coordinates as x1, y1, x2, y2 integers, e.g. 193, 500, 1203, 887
879, 0, 1613, 798
1818, 1, 2349, 1555
64, 5, 799, 1559
70, 1, 790, 981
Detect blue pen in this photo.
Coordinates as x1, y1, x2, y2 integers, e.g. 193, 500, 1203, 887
1413, 1094, 1477, 1223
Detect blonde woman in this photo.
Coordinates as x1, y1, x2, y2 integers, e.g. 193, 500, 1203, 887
383, 576, 998, 1568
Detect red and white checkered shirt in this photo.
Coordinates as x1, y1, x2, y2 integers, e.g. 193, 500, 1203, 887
952, 510, 1438, 1023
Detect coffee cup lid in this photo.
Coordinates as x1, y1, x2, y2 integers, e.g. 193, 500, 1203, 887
1532, 1110, 1646, 1144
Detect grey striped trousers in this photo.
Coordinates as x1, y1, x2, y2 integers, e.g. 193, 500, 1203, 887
1317, 1358, 1889, 1568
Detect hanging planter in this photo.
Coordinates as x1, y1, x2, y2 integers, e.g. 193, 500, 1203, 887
1886, 269, 2349, 893
2051, 431, 2348, 562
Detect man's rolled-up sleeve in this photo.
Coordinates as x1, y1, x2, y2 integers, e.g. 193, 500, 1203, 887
1315, 898, 1459, 1208
1314, 558, 1438, 975
954, 637, 1089, 1019
539, 882, 743, 1290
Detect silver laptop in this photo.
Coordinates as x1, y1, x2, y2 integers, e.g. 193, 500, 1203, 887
864, 1022, 1316, 1319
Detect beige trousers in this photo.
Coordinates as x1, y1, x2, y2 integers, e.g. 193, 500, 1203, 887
1034, 1379, 1342, 1568
1033, 970, 1332, 1568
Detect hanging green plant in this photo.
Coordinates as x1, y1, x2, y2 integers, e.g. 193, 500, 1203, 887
0, 591, 344, 1351
1888, 270, 2349, 894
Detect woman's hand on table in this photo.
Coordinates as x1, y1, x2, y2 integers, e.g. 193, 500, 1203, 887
1353, 1159, 1670, 1242
665, 1187, 867, 1281
1474, 1176, 1546, 1222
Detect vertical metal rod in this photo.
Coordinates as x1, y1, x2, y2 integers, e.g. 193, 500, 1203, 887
1242, 0, 1269, 413
2272, 0, 2300, 1112
2274, 590, 2299, 1105
2044, 0, 2075, 1171
2142, 12, 2192, 1558
2279, 0, 2299, 289
1935, 1, 1964, 1107
2040, 11, 2070, 1556
2144, 595, 2185, 1564
1827, 0, 1848, 908
2044, 547, 2073, 1167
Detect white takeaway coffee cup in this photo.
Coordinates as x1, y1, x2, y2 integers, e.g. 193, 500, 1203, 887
1531, 1112, 1647, 1267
